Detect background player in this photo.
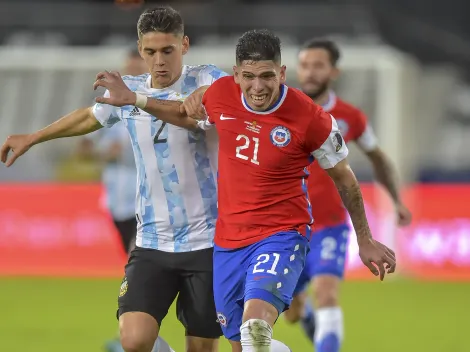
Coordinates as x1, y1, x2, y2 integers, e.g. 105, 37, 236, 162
1, 6, 227, 352
283, 38, 412, 352
90, 29, 397, 352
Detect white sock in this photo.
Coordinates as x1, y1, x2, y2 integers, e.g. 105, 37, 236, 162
271, 339, 292, 351
152, 336, 175, 352
240, 319, 273, 352
314, 307, 344, 352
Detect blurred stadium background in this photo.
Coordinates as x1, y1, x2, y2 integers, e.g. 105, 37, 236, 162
1, 0, 470, 351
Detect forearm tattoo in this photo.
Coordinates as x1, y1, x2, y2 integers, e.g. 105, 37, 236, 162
337, 182, 372, 240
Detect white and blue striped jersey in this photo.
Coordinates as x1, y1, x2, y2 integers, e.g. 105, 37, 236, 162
92, 65, 227, 252
86, 123, 137, 221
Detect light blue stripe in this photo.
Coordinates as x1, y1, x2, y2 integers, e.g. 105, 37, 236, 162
125, 118, 158, 248
151, 91, 190, 252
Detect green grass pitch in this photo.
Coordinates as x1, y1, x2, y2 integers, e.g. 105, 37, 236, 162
2, 277, 469, 351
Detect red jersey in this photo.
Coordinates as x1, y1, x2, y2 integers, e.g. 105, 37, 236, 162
307, 91, 378, 230
201, 77, 348, 249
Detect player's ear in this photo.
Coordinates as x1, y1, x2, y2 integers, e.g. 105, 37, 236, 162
233, 66, 240, 84
182, 35, 190, 55
279, 65, 287, 84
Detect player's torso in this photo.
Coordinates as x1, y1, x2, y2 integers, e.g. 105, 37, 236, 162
120, 66, 219, 252
308, 93, 363, 229
209, 83, 315, 247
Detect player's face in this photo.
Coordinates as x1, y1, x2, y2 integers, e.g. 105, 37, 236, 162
123, 56, 148, 76
297, 48, 339, 98
233, 60, 286, 111
138, 31, 189, 88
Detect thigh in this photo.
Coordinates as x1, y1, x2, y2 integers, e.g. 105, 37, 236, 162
176, 248, 222, 339
244, 231, 309, 315
212, 245, 249, 342
118, 247, 180, 326
308, 223, 349, 279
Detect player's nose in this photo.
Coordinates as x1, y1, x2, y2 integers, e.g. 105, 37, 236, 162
251, 78, 265, 93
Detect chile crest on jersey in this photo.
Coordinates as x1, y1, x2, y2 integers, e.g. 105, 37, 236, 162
270, 126, 291, 147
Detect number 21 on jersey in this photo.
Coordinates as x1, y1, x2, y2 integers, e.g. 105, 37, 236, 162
235, 134, 259, 165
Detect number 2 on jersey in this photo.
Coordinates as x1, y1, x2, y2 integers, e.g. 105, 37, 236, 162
153, 118, 167, 144
236, 134, 259, 165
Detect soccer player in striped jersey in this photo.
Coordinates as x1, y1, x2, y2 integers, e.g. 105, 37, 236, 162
1, 6, 226, 352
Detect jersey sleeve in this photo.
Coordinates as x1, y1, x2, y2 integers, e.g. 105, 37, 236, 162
306, 110, 349, 169
91, 90, 121, 128
197, 65, 229, 86
356, 123, 378, 151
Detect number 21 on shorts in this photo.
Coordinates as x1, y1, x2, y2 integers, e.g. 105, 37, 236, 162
236, 134, 259, 165
253, 253, 280, 275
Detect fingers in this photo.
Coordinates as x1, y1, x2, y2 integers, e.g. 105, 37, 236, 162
364, 260, 379, 278
5, 151, 19, 167
95, 96, 111, 105
93, 79, 110, 91
0, 142, 10, 163
375, 260, 386, 281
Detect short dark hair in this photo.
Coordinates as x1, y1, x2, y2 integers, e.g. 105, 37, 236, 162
137, 6, 184, 38
300, 38, 340, 66
236, 29, 281, 65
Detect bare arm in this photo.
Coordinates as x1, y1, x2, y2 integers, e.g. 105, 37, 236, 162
364, 147, 401, 204
1, 107, 103, 167
326, 159, 372, 242
92, 71, 201, 131
31, 107, 102, 145
140, 99, 199, 131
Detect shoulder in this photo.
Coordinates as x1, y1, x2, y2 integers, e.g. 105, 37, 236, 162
204, 76, 237, 99
285, 86, 324, 120
333, 97, 367, 122
185, 64, 228, 82
121, 73, 150, 92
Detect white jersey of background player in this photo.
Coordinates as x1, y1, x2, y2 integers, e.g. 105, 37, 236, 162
93, 64, 224, 252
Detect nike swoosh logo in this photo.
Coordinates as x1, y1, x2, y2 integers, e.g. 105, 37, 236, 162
220, 114, 236, 120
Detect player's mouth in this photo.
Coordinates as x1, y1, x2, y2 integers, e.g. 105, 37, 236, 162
154, 71, 169, 76
250, 94, 268, 106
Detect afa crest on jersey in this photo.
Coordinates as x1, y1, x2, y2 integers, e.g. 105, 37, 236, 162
270, 126, 291, 147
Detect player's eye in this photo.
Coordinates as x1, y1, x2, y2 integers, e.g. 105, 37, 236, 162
163, 49, 173, 54
242, 74, 255, 80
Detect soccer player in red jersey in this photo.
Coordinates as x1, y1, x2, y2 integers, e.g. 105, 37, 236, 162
91, 30, 396, 352
283, 38, 412, 352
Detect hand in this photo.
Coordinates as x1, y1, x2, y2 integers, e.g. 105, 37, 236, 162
1, 134, 35, 167
179, 86, 209, 120
93, 71, 136, 107
396, 203, 412, 227
358, 238, 396, 281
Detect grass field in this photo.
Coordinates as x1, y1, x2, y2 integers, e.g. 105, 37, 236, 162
2, 277, 469, 352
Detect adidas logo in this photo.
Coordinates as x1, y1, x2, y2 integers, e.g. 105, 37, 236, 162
129, 107, 140, 116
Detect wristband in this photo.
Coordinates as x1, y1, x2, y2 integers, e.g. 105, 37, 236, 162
135, 93, 148, 109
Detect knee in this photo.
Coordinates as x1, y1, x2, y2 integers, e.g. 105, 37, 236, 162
186, 337, 219, 352
120, 323, 157, 352
119, 312, 158, 352
283, 306, 301, 324
313, 281, 339, 308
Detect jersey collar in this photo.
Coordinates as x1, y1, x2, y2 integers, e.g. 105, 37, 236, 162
241, 84, 288, 115
321, 90, 337, 112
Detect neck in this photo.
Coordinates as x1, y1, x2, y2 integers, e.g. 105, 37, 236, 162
313, 90, 331, 107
